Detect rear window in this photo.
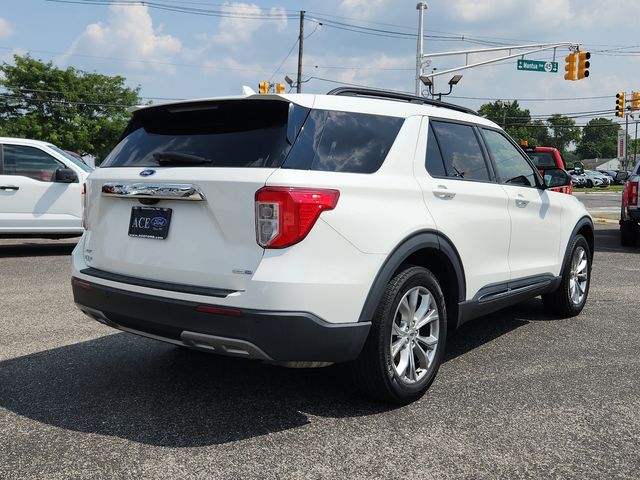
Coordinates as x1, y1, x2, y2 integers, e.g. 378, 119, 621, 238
526, 151, 556, 168
102, 102, 402, 173
282, 110, 404, 173
101, 100, 307, 168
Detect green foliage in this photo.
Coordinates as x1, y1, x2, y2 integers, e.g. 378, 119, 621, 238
546, 114, 580, 154
478, 101, 578, 153
0, 55, 141, 161
575, 117, 619, 159
526, 119, 552, 146
478, 100, 531, 142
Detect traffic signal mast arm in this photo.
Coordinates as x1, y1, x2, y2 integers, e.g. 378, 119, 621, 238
419, 42, 582, 82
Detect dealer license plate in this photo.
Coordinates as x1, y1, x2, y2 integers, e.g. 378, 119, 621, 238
128, 206, 172, 240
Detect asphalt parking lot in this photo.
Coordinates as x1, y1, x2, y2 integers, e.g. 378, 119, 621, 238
1, 225, 639, 479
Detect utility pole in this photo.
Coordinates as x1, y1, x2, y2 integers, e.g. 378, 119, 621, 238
296, 10, 305, 93
625, 112, 630, 170
415, 2, 427, 96
635, 120, 638, 166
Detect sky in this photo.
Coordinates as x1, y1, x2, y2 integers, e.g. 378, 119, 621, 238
1, 0, 640, 129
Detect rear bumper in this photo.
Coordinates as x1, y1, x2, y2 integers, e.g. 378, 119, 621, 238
622, 207, 640, 222
72, 277, 370, 363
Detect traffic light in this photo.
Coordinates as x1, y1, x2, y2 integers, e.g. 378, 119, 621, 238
616, 92, 626, 117
274, 83, 286, 94
632, 91, 640, 111
564, 52, 578, 81
258, 81, 270, 94
577, 51, 590, 79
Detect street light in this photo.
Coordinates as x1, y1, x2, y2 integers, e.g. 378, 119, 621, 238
449, 74, 463, 86
420, 74, 463, 100
419, 74, 433, 87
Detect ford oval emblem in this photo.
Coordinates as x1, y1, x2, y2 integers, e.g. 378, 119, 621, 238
151, 217, 168, 228
140, 169, 156, 177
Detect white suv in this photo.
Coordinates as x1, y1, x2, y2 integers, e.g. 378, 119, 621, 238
0, 137, 92, 238
71, 88, 593, 403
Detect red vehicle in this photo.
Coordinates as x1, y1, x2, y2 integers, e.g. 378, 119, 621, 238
520, 142, 573, 195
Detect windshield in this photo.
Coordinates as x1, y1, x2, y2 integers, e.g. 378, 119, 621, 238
48, 145, 93, 173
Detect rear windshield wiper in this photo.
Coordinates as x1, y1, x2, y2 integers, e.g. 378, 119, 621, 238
152, 152, 214, 165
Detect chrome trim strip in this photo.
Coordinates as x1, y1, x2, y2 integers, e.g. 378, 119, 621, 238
101, 182, 205, 201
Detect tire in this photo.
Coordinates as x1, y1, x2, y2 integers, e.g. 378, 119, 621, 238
586, 179, 593, 188
620, 221, 638, 247
542, 235, 591, 317
351, 266, 447, 404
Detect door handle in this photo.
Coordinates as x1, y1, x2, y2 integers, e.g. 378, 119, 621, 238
433, 186, 456, 200
0, 185, 19, 191
514, 194, 529, 208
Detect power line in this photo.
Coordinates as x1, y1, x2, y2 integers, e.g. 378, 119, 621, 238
0, 46, 273, 73
44, 0, 298, 19
0, 93, 136, 108
450, 95, 612, 102
268, 37, 299, 83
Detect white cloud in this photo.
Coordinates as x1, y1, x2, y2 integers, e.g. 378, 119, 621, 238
445, 0, 518, 22
339, 0, 388, 19
0, 17, 14, 39
64, 5, 181, 73
270, 7, 288, 33
212, 3, 265, 46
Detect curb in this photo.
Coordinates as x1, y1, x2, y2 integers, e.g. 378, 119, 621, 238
592, 216, 619, 225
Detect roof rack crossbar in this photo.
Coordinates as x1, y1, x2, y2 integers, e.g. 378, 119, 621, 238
326, 87, 478, 116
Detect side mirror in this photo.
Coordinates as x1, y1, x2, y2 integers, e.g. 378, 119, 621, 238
54, 168, 78, 183
542, 167, 571, 189
573, 161, 584, 175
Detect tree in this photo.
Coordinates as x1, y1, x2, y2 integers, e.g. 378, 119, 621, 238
478, 100, 531, 142
575, 118, 619, 159
546, 114, 580, 154
0, 55, 141, 161
526, 119, 551, 146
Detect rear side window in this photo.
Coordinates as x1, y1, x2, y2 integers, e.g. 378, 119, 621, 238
526, 151, 556, 168
101, 100, 307, 168
283, 110, 404, 173
429, 121, 491, 181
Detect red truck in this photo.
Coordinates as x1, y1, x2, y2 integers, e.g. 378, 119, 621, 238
520, 142, 573, 195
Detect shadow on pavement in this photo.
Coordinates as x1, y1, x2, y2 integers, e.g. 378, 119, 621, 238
0, 241, 77, 258
4, 228, 620, 446
0, 304, 535, 447
594, 225, 640, 254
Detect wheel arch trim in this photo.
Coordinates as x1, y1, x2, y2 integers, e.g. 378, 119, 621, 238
562, 216, 594, 274
357, 230, 466, 323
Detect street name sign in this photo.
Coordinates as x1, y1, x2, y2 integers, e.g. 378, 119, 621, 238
517, 59, 558, 73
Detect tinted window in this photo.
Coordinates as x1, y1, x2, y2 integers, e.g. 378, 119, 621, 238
48, 145, 93, 173
430, 121, 490, 181
102, 100, 307, 168
526, 151, 556, 168
483, 129, 537, 187
283, 110, 403, 173
2, 145, 64, 181
425, 126, 446, 177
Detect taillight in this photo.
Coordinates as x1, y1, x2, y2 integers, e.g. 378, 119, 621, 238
255, 187, 340, 248
623, 180, 639, 207
81, 182, 88, 229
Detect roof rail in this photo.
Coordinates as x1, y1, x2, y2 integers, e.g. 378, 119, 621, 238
326, 87, 478, 116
